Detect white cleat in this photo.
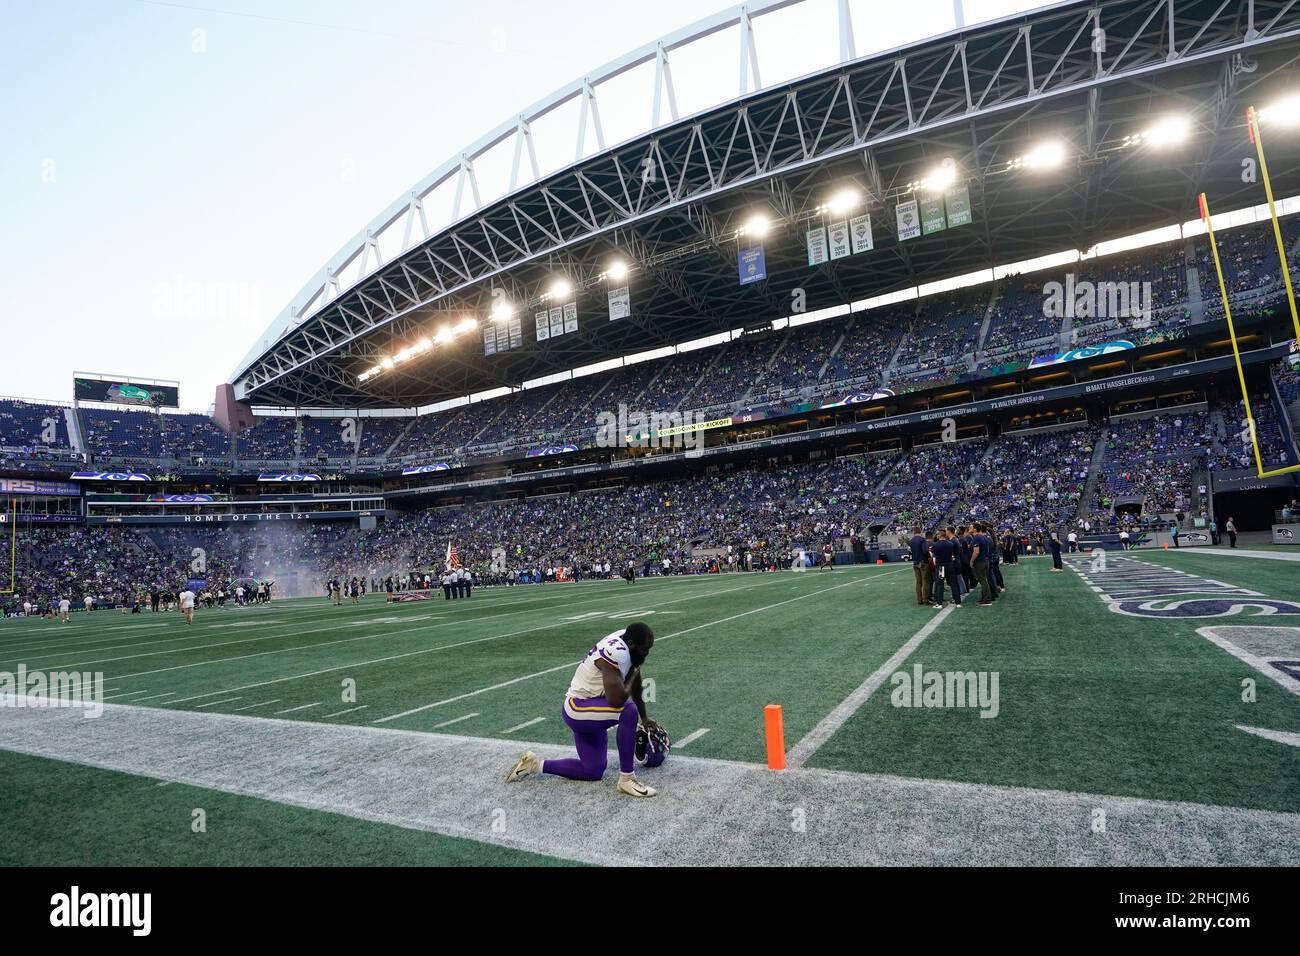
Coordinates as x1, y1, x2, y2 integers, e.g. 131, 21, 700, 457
617, 772, 657, 798
505, 751, 542, 783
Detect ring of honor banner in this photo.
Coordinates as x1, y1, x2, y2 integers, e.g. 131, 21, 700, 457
806, 226, 828, 266
738, 245, 766, 285
537, 302, 578, 341
895, 199, 921, 241
608, 285, 630, 321
485, 316, 524, 355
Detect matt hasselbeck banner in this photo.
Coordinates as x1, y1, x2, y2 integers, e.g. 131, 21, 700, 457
608, 285, 630, 321
895, 200, 921, 241
738, 245, 766, 285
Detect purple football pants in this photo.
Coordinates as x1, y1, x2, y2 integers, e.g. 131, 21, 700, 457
542, 695, 638, 779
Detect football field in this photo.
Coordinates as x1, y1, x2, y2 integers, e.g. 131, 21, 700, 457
2, 549, 1299, 866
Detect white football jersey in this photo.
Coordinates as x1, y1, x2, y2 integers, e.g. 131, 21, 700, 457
566, 630, 633, 700
180, 590, 196, 609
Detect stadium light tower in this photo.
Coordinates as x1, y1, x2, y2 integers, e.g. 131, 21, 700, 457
908, 158, 957, 194
490, 301, 515, 322
605, 259, 629, 281
822, 188, 861, 215
547, 278, 573, 300
741, 213, 771, 238
1127, 114, 1191, 148
1019, 140, 1067, 170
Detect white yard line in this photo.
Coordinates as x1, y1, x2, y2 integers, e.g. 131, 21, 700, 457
674, 728, 710, 748
786, 604, 956, 769
232, 700, 280, 712
194, 698, 243, 709
321, 705, 369, 718
501, 717, 546, 734
273, 702, 323, 715
432, 712, 479, 729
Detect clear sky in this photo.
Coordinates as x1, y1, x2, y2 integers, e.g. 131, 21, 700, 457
1, 0, 1034, 410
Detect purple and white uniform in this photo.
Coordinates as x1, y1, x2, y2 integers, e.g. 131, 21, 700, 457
542, 631, 640, 780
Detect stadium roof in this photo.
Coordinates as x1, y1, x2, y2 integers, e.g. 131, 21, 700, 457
232, 0, 1300, 410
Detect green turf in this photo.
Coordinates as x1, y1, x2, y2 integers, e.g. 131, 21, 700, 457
0, 747, 565, 866
2, 554, 1299, 865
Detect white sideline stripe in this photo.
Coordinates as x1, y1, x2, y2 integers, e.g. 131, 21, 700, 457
502, 717, 546, 734
786, 603, 956, 769
321, 705, 369, 718
376, 571, 900, 724
274, 702, 322, 715
674, 728, 710, 748
194, 697, 243, 709
233, 699, 280, 711
432, 712, 479, 729
1177, 547, 1300, 562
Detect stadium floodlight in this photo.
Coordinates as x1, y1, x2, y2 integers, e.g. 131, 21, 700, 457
1140, 115, 1191, 148
605, 259, 629, 281
434, 328, 453, 344
1020, 140, 1067, 171
825, 188, 861, 215
490, 301, 515, 322
456, 317, 479, 333
741, 213, 771, 238
547, 278, 573, 300
418, 337, 433, 350
909, 159, 957, 194
381, 357, 395, 369
1258, 93, 1300, 127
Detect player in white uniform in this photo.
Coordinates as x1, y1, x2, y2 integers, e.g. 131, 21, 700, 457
506, 623, 659, 797
179, 588, 196, 625
58, 597, 71, 623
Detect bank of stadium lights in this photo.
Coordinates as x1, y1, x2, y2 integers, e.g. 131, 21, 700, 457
490, 300, 516, 322
1123, 114, 1192, 149
905, 158, 958, 194
1005, 140, 1068, 172
603, 259, 629, 281
542, 278, 573, 301
356, 317, 479, 383
737, 213, 771, 239
1258, 93, 1300, 127
815, 188, 861, 216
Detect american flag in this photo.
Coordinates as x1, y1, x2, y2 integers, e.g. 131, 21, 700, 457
445, 541, 462, 569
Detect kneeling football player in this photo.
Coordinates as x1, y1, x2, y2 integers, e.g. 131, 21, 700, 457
506, 622, 660, 797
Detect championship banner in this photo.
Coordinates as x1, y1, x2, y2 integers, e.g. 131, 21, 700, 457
806, 226, 828, 266
548, 307, 563, 338
608, 285, 630, 321
920, 195, 947, 235
535, 311, 549, 341
850, 214, 873, 254
507, 316, 523, 349
256, 473, 322, 482
738, 246, 766, 285
71, 471, 151, 481
483, 328, 497, 355
895, 200, 921, 241
563, 301, 578, 334
827, 220, 850, 260
495, 324, 509, 352
945, 185, 973, 227
0, 478, 81, 496
401, 463, 451, 476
